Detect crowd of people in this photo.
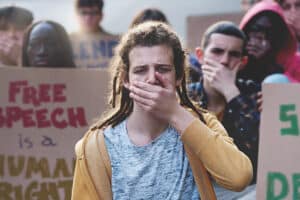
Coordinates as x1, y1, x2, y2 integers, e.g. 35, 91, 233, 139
1, 0, 299, 199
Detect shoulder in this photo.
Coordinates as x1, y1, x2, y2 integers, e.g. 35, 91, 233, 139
97, 28, 120, 41
74, 129, 99, 157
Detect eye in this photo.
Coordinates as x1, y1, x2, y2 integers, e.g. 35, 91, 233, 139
295, 2, 300, 10
133, 66, 147, 74
282, 4, 291, 10
156, 66, 172, 73
28, 40, 39, 48
211, 48, 224, 55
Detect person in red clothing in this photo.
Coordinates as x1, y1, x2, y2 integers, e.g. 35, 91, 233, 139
277, 0, 300, 51
239, 0, 300, 82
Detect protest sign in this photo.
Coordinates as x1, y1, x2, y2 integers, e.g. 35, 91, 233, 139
70, 32, 119, 69
0, 67, 109, 199
257, 84, 300, 200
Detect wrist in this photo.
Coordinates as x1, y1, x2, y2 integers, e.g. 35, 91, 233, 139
224, 86, 240, 102
170, 105, 195, 135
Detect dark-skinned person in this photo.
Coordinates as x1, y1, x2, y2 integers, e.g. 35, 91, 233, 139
71, 22, 253, 200
21, 20, 75, 68
239, 0, 300, 82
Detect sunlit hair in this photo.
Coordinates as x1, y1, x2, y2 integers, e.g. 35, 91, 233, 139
91, 22, 206, 130
21, 20, 76, 68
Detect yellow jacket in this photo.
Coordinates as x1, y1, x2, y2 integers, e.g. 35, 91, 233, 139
71, 112, 253, 200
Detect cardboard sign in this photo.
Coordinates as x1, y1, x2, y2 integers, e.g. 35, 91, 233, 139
70, 32, 119, 69
257, 84, 300, 200
186, 13, 244, 52
0, 67, 110, 199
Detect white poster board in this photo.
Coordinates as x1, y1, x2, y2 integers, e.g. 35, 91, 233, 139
0, 67, 110, 199
257, 84, 300, 199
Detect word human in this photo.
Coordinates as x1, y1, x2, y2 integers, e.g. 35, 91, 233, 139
0, 154, 74, 200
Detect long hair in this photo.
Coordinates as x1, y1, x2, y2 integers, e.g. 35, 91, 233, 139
21, 20, 76, 68
91, 22, 206, 130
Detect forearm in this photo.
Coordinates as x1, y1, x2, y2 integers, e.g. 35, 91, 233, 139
169, 105, 196, 134
181, 116, 253, 191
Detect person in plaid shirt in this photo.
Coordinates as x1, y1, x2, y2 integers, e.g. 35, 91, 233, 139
188, 21, 260, 190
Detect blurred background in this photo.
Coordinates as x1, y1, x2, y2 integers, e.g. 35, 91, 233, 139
0, 0, 241, 40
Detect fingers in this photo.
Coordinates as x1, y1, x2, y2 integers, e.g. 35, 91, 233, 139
125, 82, 158, 107
232, 61, 242, 73
129, 90, 153, 108
130, 83, 157, 100
204, 58, 222, 69
130, 81, 161, 93
202, 70, 215, 82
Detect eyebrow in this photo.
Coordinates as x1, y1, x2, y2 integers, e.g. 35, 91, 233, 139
211, 47, 242, 55
132, 63, 172, 68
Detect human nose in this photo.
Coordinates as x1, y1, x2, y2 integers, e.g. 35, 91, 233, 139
290, 4, 297, 13
220, 53, 229, 66
37, 43, 47, 55
146, 68, 157, 84
248, 36, 257, 45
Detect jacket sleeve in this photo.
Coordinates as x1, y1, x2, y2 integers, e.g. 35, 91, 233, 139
71, 138, 100, 200
223, 93, 260, 183
181, 112, 253, 192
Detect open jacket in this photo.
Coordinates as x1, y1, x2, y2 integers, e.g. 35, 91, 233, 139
71, 112, 253, 200
239, 1, 300, 82
189, 79, 260, 184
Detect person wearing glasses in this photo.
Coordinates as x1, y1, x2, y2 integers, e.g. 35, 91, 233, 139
70, 0, 119, 68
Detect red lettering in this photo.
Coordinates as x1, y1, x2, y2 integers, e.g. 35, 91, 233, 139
0, 106, 88, 128
53, 84, 66, 102
22, 109, 36, 127
0, 108, 5, 127
51, 108, 67, 129
39, 84, 51, 103
36, 109, 51, 128
23, 86, 39, 106
9, 81, 27, 103
68, 107, 87, 127
6, 107, 22, 128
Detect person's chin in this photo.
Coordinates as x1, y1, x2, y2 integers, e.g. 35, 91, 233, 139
34, 61, 50, 67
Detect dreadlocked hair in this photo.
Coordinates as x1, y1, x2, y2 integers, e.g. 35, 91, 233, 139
91, 21, 206, 131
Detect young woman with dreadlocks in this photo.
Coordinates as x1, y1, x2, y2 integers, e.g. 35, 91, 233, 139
71, 22, 253, 200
